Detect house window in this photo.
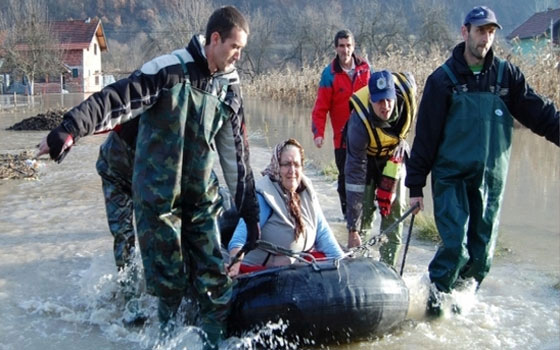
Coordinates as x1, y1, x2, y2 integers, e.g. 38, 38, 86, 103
72, 68, 79, 78
95, 76, 99, 85
94, 43, 97, 55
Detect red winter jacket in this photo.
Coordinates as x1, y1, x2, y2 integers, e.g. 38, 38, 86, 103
311, 55, 370, 149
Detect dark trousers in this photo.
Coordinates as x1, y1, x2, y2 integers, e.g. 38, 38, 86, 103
335, 148, 347, 217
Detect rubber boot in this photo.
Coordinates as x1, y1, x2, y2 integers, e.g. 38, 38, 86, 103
122, 296, 148, 326
426, 286, 443, 318
200, 319, 226, 350
120, 260, 148, 326
158, 295, 182, 339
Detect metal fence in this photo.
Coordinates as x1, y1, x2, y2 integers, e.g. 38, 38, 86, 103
0, 93, 42, 111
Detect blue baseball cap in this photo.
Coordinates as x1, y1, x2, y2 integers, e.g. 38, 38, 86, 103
369, 70, 396, 103
464, 6, 502, 29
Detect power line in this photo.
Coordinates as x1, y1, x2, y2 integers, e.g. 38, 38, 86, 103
102, 28, 192, 34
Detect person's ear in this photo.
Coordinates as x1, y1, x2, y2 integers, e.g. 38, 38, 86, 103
210, 31, 221, 45
461, 25, 469, 41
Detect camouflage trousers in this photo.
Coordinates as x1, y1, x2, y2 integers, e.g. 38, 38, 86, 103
96, 132, 137, 272
132, 84, 233, 344
96, 131, 140, 303
360, 176, 406, 267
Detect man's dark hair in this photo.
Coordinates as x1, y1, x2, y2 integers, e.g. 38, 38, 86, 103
205, 6, 249, 44
334, 30, 353, 47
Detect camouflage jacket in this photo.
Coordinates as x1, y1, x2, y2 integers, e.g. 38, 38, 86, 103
59, 35, 259, 225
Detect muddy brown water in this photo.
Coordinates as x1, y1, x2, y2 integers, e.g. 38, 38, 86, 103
0, 94, 558, 350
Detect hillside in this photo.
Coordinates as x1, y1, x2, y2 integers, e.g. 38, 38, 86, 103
44, 0, 554, 43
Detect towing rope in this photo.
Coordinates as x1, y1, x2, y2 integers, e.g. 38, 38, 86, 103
351, 202, 419, 255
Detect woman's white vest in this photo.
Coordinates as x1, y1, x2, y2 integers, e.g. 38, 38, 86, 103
243, 174, 318, 266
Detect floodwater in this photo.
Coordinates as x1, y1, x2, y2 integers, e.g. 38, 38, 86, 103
0, 94, 558, 350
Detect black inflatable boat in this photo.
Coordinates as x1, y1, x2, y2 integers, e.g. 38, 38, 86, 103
227, 256, 409, 344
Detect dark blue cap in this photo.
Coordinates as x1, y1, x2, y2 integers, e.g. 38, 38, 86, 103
369, 70, 396, 103
464, 6, 502, 29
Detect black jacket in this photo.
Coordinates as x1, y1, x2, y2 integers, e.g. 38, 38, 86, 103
59, 35, 260, 226
406, 42, 559, 197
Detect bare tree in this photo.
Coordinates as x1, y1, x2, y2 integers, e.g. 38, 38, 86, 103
238, 8, 276, 77
142, 0, 214, 60
280, 0, 345, 66
349, 0, 411, 56
412, 0, 456, 54
103, 35, 149, 77
0, 0, 65, 95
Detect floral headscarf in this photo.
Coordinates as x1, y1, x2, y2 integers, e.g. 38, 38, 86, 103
261, 138, 306, 240
261, 138, 305, 182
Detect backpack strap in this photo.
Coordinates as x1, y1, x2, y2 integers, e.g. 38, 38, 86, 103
494, 59, 506, 95
173, 52, 190, 81
441, 63, 462, 94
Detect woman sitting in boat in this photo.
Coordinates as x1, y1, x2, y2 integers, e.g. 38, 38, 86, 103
228, 138, 344, 277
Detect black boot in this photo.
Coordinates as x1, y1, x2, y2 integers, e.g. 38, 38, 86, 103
158, 296, 182, 339
426, 287, 444, 318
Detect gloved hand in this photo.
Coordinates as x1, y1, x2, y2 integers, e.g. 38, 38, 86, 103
46, 125, 74, 163
376, 177, 395, 217
241, 221, 261, 253
376, 156, 401, 217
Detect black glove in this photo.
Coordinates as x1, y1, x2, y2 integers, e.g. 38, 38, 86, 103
241, 221, 261, 253
47, 125, 74, 163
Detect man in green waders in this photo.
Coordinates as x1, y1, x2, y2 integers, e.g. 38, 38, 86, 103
37, 6, 261, 348
406, 5, 559, 317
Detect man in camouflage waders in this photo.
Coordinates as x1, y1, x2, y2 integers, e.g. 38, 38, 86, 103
95, 118, 146, 326
96, 118, 236, 328
37, 6, 261, 348
406, 6, 559, 317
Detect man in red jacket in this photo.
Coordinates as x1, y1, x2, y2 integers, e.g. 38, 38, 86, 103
311, 30, 371, 220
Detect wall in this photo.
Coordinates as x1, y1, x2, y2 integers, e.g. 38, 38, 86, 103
511, 36, 556, 56
82, 35, 103, 93
63, 49, 85, 93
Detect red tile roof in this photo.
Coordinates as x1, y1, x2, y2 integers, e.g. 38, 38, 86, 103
507, 8, 560, 40
50, 18, 108, 51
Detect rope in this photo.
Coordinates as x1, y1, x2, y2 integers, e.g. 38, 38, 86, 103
229, 203, 420, 271
228, 240, 338, 272
351, 202, 420, 255
399, 213, 416, 276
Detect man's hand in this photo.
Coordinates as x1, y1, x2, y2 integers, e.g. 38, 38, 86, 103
37, 125, 74, 163
36, 125, 74, 162
36, 136, 51, 158
347, 230, 362, 249
314, 136, 324, 148
410, 197, 424, 214
227, 248, 243, 277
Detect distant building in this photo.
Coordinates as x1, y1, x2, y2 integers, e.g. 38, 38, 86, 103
507, 8, 560, 56
42, 18, 109, 93
1, 18, 108, 94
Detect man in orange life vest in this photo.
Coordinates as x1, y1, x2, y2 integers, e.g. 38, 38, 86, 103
345, 70, 417, 267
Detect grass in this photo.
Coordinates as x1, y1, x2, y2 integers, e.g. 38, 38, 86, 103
413, 213, 440, 242
244, 45, 559, 108
412, 212, 512, 257
243, 44, 554, 261
320, 161, 339, 182
243, 64, 322, 105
